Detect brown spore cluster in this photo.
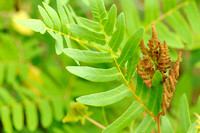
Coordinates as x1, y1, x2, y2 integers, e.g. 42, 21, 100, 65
137, 24, 181, 115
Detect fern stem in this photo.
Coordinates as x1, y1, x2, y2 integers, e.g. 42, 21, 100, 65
84, 115, 106, 130
101, 26, 157, 120
102, 107, 109, 126
156, 114, 162, 133
145, 0, 189, 32
46, 27, 108, 51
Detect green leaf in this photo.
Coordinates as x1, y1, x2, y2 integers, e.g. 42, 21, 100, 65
12, 104, 24, 131
109, 13, 125, 52
76, 84, 131, 106
166, 11, 193, 46
147, 70, 163, 116
43, 2, 61, 31
0, 88, 16, 105
162, 0, 176, 12
19, 64, 28, 81
120, 0, 141, 34
6, 64, 16, 84
47, 31, 63, 55
24, 102, 38, 131
57, 0, 69, 33
89, 0, 107, 23
197, 96, 200, 114
104, 4, 117, 36
63, 48, 113, 63
52, 98, 65, 121
55, 33, 64, 55
79, 17, 101, 31
126, 48, 140, 82
38, 100, 53, 128
103, 101, 144, 133
68, 5, 82, 25
187, 121, 198, 133
144, 0, 159, 24
15, 19, 46, 34
66, 66, 120, 82
68, 24, 106, 45
38, 5, 54, 29
63, 5, 75, 24
117, 27, 144, 67
0, 64, 5, 85
179, 94, 191, 132
135, 115, 154, 133
1, 106, 13, 133
183, 1, 200, 34
135, 73, 149, 101
155, 22, 184, 49
172, 71, 193, 107
161, 116, 174, 133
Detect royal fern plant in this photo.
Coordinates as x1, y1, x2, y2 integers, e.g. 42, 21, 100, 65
16, 0, 200, 132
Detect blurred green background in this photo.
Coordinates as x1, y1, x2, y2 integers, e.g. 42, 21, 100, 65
0, 0, 200, 132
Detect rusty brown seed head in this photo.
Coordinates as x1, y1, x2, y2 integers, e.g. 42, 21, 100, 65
137, 24, 181, 115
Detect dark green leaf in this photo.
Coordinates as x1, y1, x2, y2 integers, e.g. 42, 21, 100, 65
147, 70, 163, 116
135, 73, 149, 101
0, 88, 16, 105
126, 48, 140, 82
0, 64, 5, 85
117, 27, 144, 67
162, 0, 177, 12
6, 64, 16, 84
197, 96, 200, 114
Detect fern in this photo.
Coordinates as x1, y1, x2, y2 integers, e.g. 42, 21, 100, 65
16, 0, 200, 133
0, 33, 71, 132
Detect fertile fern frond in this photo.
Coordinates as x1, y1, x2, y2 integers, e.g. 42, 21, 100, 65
16, 0, 200, 132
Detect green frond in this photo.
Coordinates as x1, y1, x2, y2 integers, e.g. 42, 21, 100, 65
66, 66, 121, 82
147, 71, 163, 116
76, 84, 131, 106
63, 48, 113, 63
103, 101, 144, 133
135, 115, 155, 133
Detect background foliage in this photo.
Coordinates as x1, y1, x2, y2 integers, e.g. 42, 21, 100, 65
0, 0, 200, 132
